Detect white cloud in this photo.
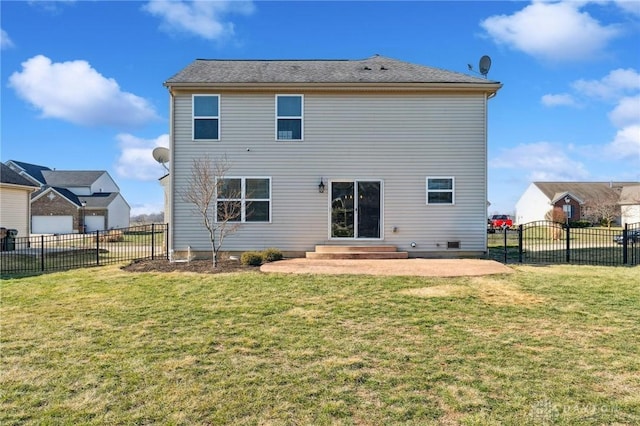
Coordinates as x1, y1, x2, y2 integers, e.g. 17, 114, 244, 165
608, 95, 640, 128
1, 29, 14, 50
115, 133, 170, 181
572, 68, 640, 101
541, 93, 578, 107
481, 1, 621, 62
605, 125, 640, 160
8, 55, 158, 128
490, 141, 590, 181
143, 0, 255, 40
613, 0, 640, 16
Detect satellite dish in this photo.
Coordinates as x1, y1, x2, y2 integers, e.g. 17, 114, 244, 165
152, 147, 170, 172
479, 55, 491, 77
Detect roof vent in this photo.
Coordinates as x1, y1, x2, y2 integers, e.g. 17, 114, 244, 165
363, 66, 371, 70
380, 66, 388, 70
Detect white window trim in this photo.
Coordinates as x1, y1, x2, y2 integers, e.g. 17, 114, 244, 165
426, 177, 455, 205
275, 94, 304, 141
216, 177, 272, 223
193, 94, 220, 141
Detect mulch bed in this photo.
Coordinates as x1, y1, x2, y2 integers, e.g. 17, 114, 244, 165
121, 258, 256, 274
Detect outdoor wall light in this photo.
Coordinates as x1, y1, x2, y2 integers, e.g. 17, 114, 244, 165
318, 178, 325, 193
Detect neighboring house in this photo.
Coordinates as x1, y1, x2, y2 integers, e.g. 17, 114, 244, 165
4, 161, 130, 234
619, 184, 640, 226
515, 181, 640, 225
163, 55, 502, 258
0, 163, 40, 237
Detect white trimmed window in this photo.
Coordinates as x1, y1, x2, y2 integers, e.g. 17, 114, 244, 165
426, 177, 455, 205
216, 177, 271, 222
276, 95, 303, 140
193, 95, 220, 140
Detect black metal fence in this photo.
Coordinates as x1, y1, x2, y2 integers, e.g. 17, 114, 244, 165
0, 223, 168, 276
488, 221, 640, 266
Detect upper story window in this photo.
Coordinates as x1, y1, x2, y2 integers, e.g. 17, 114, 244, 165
426, 177, 455, 205
276, 95, 303, 140
193, 95, 219, 140
216, 177, 271, 223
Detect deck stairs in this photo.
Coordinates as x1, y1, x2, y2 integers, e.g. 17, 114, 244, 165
305, 245, 409, 260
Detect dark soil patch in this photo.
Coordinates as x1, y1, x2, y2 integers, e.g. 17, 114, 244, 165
121, 258, 256, 274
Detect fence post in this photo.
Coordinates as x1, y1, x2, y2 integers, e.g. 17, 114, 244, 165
40, 235, 45, 272
518, 224, 523, 263
151, 223, 155, 260
503, 226, 508, 263
96, 230, 100, 266
623, 224, 628, 265
565, 224, 571, 263
165, 223, 169, 260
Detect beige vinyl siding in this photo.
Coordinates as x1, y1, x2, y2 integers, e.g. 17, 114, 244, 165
171, 91, 488, 254
0, 187, 32, 236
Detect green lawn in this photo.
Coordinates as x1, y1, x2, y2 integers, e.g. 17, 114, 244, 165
1, 264, 639, 425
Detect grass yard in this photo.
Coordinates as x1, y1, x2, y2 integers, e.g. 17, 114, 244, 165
1, 264, 639, 425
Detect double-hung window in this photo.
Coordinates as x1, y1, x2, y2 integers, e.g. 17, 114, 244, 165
193, 95, 219, 140
217, 177, 271, 222
276, 95, 303, 140
426, 177, 455, 205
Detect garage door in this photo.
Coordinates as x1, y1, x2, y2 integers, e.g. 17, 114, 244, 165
85, 216, 105, 232
32, 216, 73, 234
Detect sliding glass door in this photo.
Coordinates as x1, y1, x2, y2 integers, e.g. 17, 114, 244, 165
330, 180, 381, 239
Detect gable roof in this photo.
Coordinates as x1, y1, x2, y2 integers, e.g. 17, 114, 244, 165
5, 160, 51, 185
31, 186, 81, 206
165, 55, 501, 90
41, 170, 106, 187
534, 182, 639, 203
619, 185, 640, 205
82, 192, 119, 209
0, 163, 40, 188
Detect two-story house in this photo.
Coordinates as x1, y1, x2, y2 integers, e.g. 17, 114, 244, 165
4, 161, 130, 234
163, 55, 502, 258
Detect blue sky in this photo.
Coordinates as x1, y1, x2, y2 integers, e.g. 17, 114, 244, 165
2, 0, 639, 216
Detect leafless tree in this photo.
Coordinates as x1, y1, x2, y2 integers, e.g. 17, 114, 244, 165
181, 155, 241, 268
583, 194, 620, 228
545, 207, 566, 223
545, 207, 566, 239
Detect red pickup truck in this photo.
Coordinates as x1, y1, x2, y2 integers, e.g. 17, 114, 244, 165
490, 214, 513, 228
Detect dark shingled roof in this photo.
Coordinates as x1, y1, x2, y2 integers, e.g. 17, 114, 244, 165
0, 163, 39, 187
165, 55, 500, 86
6, 160, 51, 185
41, 170, 105, 187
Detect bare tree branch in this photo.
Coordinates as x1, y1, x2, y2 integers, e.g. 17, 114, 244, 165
180, 155, 240, 268
583, 193, 620, 228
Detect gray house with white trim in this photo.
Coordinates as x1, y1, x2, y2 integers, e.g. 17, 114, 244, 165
164, 55, 502, 258
4, 161, 130, 234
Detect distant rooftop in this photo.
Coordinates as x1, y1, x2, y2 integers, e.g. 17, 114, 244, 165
0, 163, 39, 187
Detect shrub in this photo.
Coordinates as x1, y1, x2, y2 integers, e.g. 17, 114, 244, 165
241, 251, 263, 266
262, 247, 283, 262
570, 220, 591, 228
95, 230, 124, 242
